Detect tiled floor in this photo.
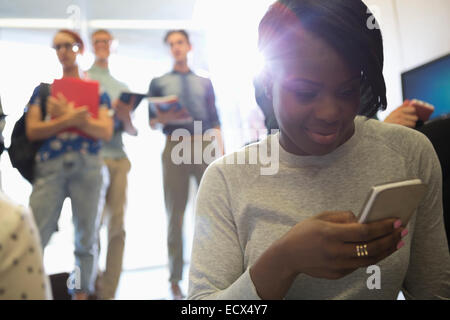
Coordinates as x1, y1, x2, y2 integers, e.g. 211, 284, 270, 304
42, 187, 197, 300
115, 264, 190, 300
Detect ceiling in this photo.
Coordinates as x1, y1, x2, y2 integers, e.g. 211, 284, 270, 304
0, 0, 208, 63
0, 0, 197, 20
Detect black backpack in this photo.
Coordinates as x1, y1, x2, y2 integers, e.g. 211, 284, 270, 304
0, 101, 5, 156
8, 83, 50, 184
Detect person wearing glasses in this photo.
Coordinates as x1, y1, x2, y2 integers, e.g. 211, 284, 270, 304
26, 29, 113, 300
188, 0, 450, 300
86, 29, 137, 300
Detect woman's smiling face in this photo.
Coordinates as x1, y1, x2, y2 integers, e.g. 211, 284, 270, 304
268, 27, 361, 156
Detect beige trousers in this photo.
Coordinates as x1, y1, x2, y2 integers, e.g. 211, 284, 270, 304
162, 136, 211, 283
97, 157, 131, 299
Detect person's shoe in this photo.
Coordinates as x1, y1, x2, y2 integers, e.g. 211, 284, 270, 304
88, 293, 98, 300
94, 270, 103, 299
169, 282, 185, 300
72, 292, 89, 300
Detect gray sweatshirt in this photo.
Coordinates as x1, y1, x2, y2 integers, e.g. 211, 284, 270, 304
188, 116, 450, 300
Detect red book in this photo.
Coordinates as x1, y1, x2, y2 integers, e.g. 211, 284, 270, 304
51, 77, 100, 137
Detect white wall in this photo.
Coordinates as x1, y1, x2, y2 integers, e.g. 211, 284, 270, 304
364, 0, 450, 119
395, 0, 450, 71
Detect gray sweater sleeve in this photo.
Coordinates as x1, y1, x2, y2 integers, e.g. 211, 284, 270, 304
402, 134, 450, 299
188, 164, 261, 300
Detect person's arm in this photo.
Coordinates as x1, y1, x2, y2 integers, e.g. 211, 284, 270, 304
76, 93, 113, 141
120, 114, 138, 136
149, 118, 160, 130
148, 79, 161, 129
25, 103, 86, 141
188, 164, 260, 300
401, 134, 450, 299
250, 211, 406, 299
112, 98, 137, 136
384, 100, 419, 128
148, 79, 191, 129
78, 106, 113, 141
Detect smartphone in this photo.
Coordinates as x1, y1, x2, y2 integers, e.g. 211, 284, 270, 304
358, 179, 427, 224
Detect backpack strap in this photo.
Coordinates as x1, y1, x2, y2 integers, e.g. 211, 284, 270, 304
39, 83, 50, 120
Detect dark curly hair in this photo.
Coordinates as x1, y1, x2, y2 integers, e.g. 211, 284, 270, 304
258, 0, 387, 118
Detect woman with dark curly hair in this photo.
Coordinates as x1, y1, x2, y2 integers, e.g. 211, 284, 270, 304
188, 0, 450, 300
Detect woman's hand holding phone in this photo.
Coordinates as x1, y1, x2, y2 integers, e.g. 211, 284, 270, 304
250, 211, 407, 299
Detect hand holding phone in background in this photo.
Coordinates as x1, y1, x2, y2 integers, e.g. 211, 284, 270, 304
410, 99, 435, 122
384, 99, 435, 128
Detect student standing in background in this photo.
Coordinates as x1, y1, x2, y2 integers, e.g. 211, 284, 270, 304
86, 29, 137, 300
26, 29, 113, 300
148, 30, 224, 300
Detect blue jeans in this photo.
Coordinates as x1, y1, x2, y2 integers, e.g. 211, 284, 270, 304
30, 152, 106, 294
